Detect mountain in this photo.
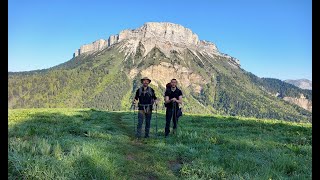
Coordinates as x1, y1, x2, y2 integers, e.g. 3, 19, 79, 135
284, 79, 312, 90
8, 22, 312, 122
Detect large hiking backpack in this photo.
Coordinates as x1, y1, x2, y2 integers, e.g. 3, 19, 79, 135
164, 88, 173, 108
166, 83, 171, 89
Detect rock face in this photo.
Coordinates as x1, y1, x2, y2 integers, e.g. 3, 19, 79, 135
108, 35, 119, 46
118, 22, 199, 45
129, 62, 208, 93
74, 39, 108, 57
283, 94, 312, 112
73, 22, 232, 64
284, 79, 312, 90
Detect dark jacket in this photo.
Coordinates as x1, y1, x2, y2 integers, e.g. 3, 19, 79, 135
134, 86, 157, 110
164, 87, 183, 109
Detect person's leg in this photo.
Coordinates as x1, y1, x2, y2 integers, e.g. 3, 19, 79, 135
136, 110, 144, 138
172, 107, 178, 134
144, 110, 152, 137
165, 108, 173, 136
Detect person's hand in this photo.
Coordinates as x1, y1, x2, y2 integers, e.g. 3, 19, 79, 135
171, 98, 177, 102
154, 99, 159, 105
132, 99, 137, 105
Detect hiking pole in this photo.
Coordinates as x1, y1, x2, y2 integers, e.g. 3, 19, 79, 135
172, 101, 176, 135
174, 101, 178, 135
155, 103, 158, 138
133, 103, 136, 134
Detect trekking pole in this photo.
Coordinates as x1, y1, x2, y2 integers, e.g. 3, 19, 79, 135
174, 102, 177, 135
133, 104, 136, 133
172, 102, 175, 135
155, 103, 158, 138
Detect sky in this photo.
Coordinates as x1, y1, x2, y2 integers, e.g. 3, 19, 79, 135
8, 0, 312, 80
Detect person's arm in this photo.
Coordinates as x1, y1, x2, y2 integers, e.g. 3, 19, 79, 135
152, 89, 157, 100
164, 90, 172, 104
133, 90, 139, 104
176, 95, 183, 104
165, 96, 171, 104
175, 91, 183, 104
152, 89, 159, 104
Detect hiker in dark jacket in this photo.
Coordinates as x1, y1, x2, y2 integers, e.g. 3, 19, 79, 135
133, 77, 158, 138
164, 79, 183, 137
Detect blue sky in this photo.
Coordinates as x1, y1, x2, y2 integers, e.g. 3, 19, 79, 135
9, 0, 311, 80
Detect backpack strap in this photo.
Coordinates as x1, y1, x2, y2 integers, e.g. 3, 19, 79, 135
138, 86, 153, 97
138, 87, 142, 97
147, 87, 153, 97
165, 88, 172, 96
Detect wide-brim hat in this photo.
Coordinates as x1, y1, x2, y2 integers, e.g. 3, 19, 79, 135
141, 77, 151, 83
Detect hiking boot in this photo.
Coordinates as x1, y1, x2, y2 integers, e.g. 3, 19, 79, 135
135, 134, 141, 139
173, 129, 177, 134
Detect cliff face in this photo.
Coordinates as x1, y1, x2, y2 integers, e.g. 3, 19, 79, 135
73, 22, 232, 63
283, 94, 312, 112
129, 62, 209, 93
118, 22, 200, 45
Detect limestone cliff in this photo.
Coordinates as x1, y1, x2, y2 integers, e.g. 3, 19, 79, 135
283, 94, 312, 112
73, 22, 239, 66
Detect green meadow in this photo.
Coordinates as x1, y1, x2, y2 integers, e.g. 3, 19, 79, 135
8, 108, 311, 179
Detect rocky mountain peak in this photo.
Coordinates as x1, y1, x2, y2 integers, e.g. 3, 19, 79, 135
118, 22, 200, 46
73, 22, 221, 60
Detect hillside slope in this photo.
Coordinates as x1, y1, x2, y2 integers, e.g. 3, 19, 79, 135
8, 108, 312, 179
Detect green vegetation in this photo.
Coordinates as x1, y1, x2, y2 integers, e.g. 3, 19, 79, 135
212, 73, 311, 122
245, 72, 312, 99
9, 108, 311, 179
8, 42, 312, 122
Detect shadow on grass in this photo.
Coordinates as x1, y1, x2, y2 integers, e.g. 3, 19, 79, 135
8, 108, 312, 179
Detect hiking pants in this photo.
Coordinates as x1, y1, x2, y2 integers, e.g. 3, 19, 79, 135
136, 110, 152, 137
165, 107, 178, 136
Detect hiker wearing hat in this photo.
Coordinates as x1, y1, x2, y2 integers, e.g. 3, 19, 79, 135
164, 78, 183, 137
133, 77, 158, 138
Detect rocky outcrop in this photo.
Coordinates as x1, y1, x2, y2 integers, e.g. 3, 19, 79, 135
118, 22, 199, 45
220, 53, 240, 67
129, 62, 208, 93
108, 35, 119, 46
116, 22, 221, 60
74, 49, 80, 57
73, 22, 237, 64
74, 39, 107, 57
283, 94, 312, 112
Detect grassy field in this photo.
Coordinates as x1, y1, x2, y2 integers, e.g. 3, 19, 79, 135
8, 108, 312, 179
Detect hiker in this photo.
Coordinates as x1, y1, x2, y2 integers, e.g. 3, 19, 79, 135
164, 79, 183, 137
133, 77, 158, 138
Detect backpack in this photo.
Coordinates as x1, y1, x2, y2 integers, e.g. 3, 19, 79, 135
177, 107, 182, 119
166, 83, 171, 89
138, 86, 153, 98
164, 88, 170, 108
